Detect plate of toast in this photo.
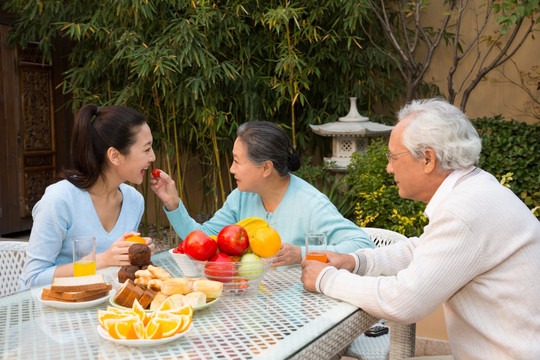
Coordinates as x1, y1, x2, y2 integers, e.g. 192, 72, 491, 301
38, 274, 113, 309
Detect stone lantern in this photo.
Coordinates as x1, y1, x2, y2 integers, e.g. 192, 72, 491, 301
310, 97, 394, 172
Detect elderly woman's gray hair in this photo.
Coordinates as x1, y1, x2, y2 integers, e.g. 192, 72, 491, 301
397, 98, 482, 171
236, 121, 300, 177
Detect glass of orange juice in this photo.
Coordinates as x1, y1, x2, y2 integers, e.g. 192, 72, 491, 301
305, 233, 327, 263
73, 236, 96, 277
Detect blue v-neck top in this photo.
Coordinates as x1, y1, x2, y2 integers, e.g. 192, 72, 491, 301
20, 180, 144, 289
165, 174, 374, 256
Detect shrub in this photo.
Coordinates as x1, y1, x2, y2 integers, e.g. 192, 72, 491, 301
343, 139, 427, 237
342, 117, 539, 237
473, 116, 539, 218
294, 156, 355, 220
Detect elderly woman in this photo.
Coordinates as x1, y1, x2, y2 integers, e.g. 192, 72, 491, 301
151, 121, 374, 267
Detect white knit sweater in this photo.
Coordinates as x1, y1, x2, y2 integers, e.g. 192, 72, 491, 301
319, 168, 540, 359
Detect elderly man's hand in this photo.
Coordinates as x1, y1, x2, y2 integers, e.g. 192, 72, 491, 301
326, 252, 357, 272
301, 252, 357, 292
300, 259, 330, 292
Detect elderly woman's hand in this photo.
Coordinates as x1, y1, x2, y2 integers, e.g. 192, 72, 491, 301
271, 243, 302, 267
150, 170, 180, 211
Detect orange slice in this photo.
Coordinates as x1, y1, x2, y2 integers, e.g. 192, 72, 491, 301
145, 318, 164, 339
106, 306, 126, 314
158, 294, 184, 312
132, 299, 151, 325
98, 310, 126, 329
132, 321, 145, 339
157, 317, 183, 337
165, 305, 193, 317
104, 316, 141, 339
176, 314, 192, 334
98, 309, 138, 329
154, 311, 178, 320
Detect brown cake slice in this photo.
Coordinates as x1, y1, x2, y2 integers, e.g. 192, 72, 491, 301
138, 288, 157, 309
114, 279, 144, 308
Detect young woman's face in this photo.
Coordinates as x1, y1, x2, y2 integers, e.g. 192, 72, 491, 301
230, 138, 265, 193
118, 123, 155, 185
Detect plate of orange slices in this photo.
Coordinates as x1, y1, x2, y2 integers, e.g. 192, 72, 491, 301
97, 324, 191, 347
97, 299, 193, 346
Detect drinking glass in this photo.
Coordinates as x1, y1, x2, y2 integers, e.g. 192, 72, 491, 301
73, 236, 96, 277
305, 233, 327, 263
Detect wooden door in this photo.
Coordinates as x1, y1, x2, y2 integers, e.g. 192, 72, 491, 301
0, 24, 56, 235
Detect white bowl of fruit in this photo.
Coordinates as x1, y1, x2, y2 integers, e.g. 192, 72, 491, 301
172, 217, 280, 295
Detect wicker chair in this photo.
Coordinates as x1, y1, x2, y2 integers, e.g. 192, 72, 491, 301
0, 241, 28, 297
344, 227, 416, 360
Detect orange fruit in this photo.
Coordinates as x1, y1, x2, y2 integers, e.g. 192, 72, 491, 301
158, 294, 184, 312
176, 314, 192, 334
145, 318, 164, 339
98, 311, 126, 329
132, 299, 152, 325
249, 227, 281, 258
166, 305, 193, 317
157, 317, 183, 337
98, 309, 138, 329
133, 321, 146, 339
104, 316, 142, 339
106, 306, 126, 314
125, 235, 146, 244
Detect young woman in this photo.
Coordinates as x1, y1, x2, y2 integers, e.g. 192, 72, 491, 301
20, 104, 155, 289
151, 121, 374, 267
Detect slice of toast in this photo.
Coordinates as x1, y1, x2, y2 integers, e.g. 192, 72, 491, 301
50, 274, 107, 292
42, 284, 112, 301
41, 288, 110, 302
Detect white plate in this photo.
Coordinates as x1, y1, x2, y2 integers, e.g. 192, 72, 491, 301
38, 289, 112, 310
97, 324, 191, 347
109, 295, 220, 312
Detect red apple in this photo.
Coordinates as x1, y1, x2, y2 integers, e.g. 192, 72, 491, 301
217, 224, 249, 256
205, 252, 236, 282
184, 230, 218, 261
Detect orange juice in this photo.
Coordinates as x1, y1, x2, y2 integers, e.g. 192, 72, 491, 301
305, 251, 327, 263
74, 260, 96, 277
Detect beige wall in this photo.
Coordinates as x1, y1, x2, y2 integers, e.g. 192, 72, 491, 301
424, 2, 538, 124
417, 306, 448, 341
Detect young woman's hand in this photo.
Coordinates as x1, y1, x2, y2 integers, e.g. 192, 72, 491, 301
142, 237, 155, 252
98, 232, 137, 268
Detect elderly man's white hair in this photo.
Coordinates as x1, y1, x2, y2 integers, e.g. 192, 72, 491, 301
397, 98, 482, 171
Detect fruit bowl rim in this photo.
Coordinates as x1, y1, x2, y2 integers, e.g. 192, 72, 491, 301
189, 255, 275, 265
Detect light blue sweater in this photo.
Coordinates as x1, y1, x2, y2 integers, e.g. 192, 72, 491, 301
165, 174, 375, 256
20, 180, 144, 289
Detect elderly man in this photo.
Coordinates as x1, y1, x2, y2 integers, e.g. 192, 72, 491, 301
301, 98, 540, 359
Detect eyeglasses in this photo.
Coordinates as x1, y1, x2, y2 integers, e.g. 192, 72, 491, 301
385, 150, 410, 162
